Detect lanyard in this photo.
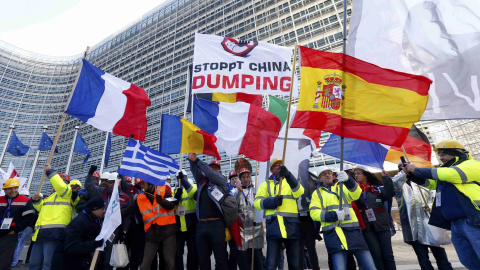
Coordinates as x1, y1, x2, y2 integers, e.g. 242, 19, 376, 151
273, 175, 280, 195
363, 192, 369, 209
322, 187, 339, 199
437, 181, 444, 191
242, 187, 251, 205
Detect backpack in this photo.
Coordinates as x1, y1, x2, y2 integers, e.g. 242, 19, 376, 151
220, 192, 238, 227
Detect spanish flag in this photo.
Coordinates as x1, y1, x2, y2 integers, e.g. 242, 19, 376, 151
159, 114, 220, 159
385, 125, 434, 168
290, 46, 432, 147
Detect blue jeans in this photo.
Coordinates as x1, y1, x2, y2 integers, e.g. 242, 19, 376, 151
451, 219, 480, 269
265, 238, 299, 270
11, 226, 34, 266
28, 239, 62, 270
331, 249, 376, 270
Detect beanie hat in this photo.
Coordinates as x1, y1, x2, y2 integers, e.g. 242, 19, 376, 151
86, 196, 105, 211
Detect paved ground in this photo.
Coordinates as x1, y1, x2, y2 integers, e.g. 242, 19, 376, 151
13, 231, 465, 269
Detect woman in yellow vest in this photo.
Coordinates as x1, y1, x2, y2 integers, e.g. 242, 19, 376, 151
310, 166, 376, 270
136, 180, 176, 270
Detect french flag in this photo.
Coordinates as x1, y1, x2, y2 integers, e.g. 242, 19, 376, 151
66, 59, 151, 141
193, 98, 281, 161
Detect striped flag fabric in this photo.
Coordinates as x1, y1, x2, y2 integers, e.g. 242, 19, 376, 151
193, 98, 281, 162
159, 115, 220, 160
119, 138, 179, 186
385, 125, 434, 168
291, 46, 432, 147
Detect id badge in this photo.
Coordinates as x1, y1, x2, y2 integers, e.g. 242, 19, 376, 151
436, 192, 441, 207
211, 187, 224, 201
1, 217, 13, 230
343, 208, 352, 221
365, 209, 376, 222
178, 205, 186, 216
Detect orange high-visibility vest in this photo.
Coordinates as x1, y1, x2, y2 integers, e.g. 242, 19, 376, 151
138, 186, 175, 232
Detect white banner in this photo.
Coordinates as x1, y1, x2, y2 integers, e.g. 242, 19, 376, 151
95, 178, 121, 251
347, 0, 480, 120
192, 33, 299, 97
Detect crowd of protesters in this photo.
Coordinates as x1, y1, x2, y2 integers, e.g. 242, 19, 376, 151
1, 139, 480, 270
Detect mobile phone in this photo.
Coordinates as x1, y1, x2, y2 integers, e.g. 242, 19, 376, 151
400, 156, 407, 166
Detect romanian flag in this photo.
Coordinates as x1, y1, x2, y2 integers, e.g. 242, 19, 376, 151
159, 115, 220, 159
385, 125, 434, 168
291, 46, 432, 147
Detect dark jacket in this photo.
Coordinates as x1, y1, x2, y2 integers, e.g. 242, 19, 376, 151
0, 194, 35, 237
64, 210, 102, 270
188, 159, 228, 220
75, 189, 91, 213
354, 176, 395, 232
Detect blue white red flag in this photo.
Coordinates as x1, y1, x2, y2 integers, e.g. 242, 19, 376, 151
65, 59, 151, 141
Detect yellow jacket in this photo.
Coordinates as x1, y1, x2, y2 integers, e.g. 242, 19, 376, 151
33, 172, 79, 241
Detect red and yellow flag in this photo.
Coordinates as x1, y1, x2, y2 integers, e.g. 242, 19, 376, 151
291, 46, 432, 147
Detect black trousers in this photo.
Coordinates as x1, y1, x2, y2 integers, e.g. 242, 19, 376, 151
0, 233, 18, 270
298, 215, 319, 270
238, 248, 264, 270
196, 219, 227, 270
176, 227, 198, 270
410, 241, 452, 270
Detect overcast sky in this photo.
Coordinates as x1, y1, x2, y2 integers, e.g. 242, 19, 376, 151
0, 0, 165, 56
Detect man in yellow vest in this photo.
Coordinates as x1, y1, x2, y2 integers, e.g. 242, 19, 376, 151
174, 169, 198, 270
309, 166, 375, 270
136, 180, 176, 270
29, 164, 81, 270
405, 140, 480, 269
254, 158, 304, 270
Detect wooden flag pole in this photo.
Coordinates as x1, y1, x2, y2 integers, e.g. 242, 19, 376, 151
401, 145, 430, 214
178, 67, 191, 189
89, 250, 100, 270
36, 46, 90, 195
278, 43, 298, 194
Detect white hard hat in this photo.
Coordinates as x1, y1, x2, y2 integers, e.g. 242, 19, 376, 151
318, 166, 333, 176
100, 172, 110, 179
343, 164, 353, 171
353, 165, 370, 172
108, 172, 117, 181
175, 169, 187, 178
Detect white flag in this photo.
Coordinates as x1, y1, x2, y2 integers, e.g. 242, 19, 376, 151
95, 178, 122, 251
347, 0, 480, 120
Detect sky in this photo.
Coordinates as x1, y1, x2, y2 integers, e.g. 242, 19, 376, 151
0, 0, 165, 56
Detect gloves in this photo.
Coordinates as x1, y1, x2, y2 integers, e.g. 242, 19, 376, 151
177, 171, 184, 180
335, 210, 346, 221
274, 195, 283, 207
155, 194, 163, 204
337, 171, 349, 183
89, 165, 98, 175
175, 187, 183, 200
94, 240, 103, 248
279, 166, 291, 178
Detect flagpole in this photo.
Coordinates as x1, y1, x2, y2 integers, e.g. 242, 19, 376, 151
338, 0, 348, 213
65, 126, 80, 175
26, 126, 48, 192
178, 66, 191, 188
401, 145, 430, 215
278, 43, 298, 194
35, 47, 90, 195
100, 132, 110, 175
251, 160, 260, 270
0, 125, 15, 166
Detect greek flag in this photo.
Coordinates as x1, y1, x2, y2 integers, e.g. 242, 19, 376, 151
119, 138, 179, 186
